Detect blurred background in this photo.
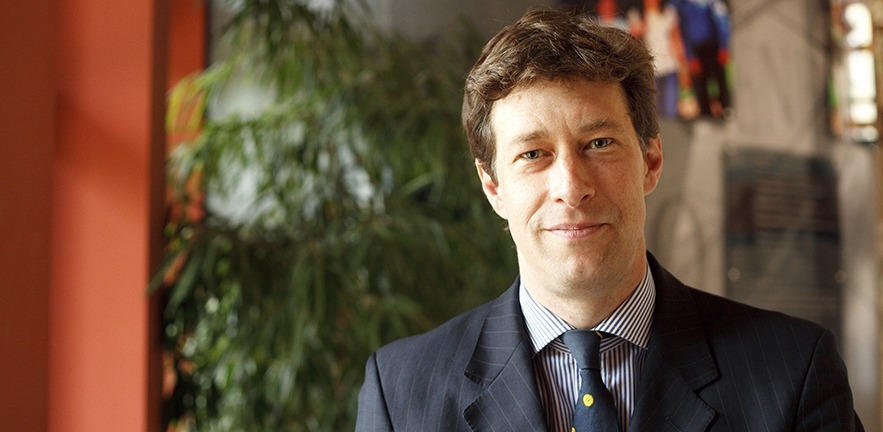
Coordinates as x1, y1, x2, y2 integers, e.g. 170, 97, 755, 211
1, 0, 881, 430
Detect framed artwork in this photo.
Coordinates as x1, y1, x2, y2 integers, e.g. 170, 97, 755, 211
724, 149, 842, 338
560, 0, 733, 120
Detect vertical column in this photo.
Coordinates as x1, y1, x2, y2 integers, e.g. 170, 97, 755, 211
51, 0, 167, 430
0, 0, 56, 430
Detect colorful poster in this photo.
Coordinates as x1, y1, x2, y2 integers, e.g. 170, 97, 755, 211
560, 0, 733, 120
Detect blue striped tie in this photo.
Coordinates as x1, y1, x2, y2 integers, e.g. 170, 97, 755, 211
562, 330, 620, 432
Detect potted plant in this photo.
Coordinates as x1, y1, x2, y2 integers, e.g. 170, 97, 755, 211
155, 1, 516, 430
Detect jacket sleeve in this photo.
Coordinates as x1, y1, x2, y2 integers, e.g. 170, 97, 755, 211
795, 329, 864, 431
355, 353, 394, 432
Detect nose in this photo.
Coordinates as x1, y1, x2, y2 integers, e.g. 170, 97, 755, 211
548, 153, 593, 208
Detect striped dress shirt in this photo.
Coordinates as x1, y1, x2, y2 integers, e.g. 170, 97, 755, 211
519, 264, 656, 432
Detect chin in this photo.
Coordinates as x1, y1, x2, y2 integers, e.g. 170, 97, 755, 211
557, 259, 605, 284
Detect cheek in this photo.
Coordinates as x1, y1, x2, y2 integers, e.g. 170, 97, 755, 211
500, 182, 544, 222
603, 166, 647, 212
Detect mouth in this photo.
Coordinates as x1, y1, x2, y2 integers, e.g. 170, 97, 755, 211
546, 222, 606, 239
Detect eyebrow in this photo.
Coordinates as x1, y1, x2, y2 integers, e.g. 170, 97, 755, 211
579, 117, 624, 134
511, 130, 547, 145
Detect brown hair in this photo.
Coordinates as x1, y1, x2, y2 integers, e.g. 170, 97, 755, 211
462, 8, 658, 180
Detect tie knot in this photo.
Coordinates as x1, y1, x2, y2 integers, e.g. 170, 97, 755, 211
561, 329, 603, 370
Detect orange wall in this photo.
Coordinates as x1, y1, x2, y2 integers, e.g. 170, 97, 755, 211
51, 0, 166, 429
0, 0, 204, 430
0, 0, 56, 430
170, 0, 207, 89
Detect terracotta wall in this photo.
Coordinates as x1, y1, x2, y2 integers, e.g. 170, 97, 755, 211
51, 0, 163, 427
0, 1, 203, 430
0, 0, 55, 430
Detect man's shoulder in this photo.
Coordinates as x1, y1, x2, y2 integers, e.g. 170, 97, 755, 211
685, 285, 828, 337
648, 263, 860, 430
650, 256, 831, 349
650, 255, 828, 338
371, 287, 511, 373
667, 283, 836, 366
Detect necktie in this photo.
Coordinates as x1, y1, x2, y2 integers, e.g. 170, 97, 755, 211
561, 330, 620, 432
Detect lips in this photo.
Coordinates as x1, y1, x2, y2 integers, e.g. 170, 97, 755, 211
546, 222, 606, 238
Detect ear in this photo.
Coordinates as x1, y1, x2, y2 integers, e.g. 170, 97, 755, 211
476, 160, 508, 219
643, 135, 664, 195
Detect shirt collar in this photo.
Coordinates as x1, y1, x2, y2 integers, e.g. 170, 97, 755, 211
519, 262, 656, 355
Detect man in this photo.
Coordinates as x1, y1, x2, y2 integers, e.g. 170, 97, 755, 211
356, 8, 862, 431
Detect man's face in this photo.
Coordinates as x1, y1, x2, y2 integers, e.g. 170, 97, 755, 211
477, 79, 663, 300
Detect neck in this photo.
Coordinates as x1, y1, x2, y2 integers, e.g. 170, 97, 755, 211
530, 282, 637, 329
521, 254, 646, 329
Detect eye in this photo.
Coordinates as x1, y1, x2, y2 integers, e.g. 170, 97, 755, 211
588, 138, 614, 149
521, 149, 542, 160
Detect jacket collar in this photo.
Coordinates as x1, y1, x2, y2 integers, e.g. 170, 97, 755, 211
462, 255, 722, 432
628, 254, 719, 431
463, 279, 548, 431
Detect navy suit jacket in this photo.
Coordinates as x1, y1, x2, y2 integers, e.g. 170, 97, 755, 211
356, 255, 862, 431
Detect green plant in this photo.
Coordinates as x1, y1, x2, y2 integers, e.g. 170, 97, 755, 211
155, 1, 516, 430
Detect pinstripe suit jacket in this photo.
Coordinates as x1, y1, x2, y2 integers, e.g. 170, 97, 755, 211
356, 254, 863, 431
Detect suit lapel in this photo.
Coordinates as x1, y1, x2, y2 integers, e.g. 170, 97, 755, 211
461, 257, 721, 431
463, 281, 547, 431
629, 256, 719, 432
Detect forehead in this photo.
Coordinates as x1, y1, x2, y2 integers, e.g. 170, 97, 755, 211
489, 79, 633, 140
